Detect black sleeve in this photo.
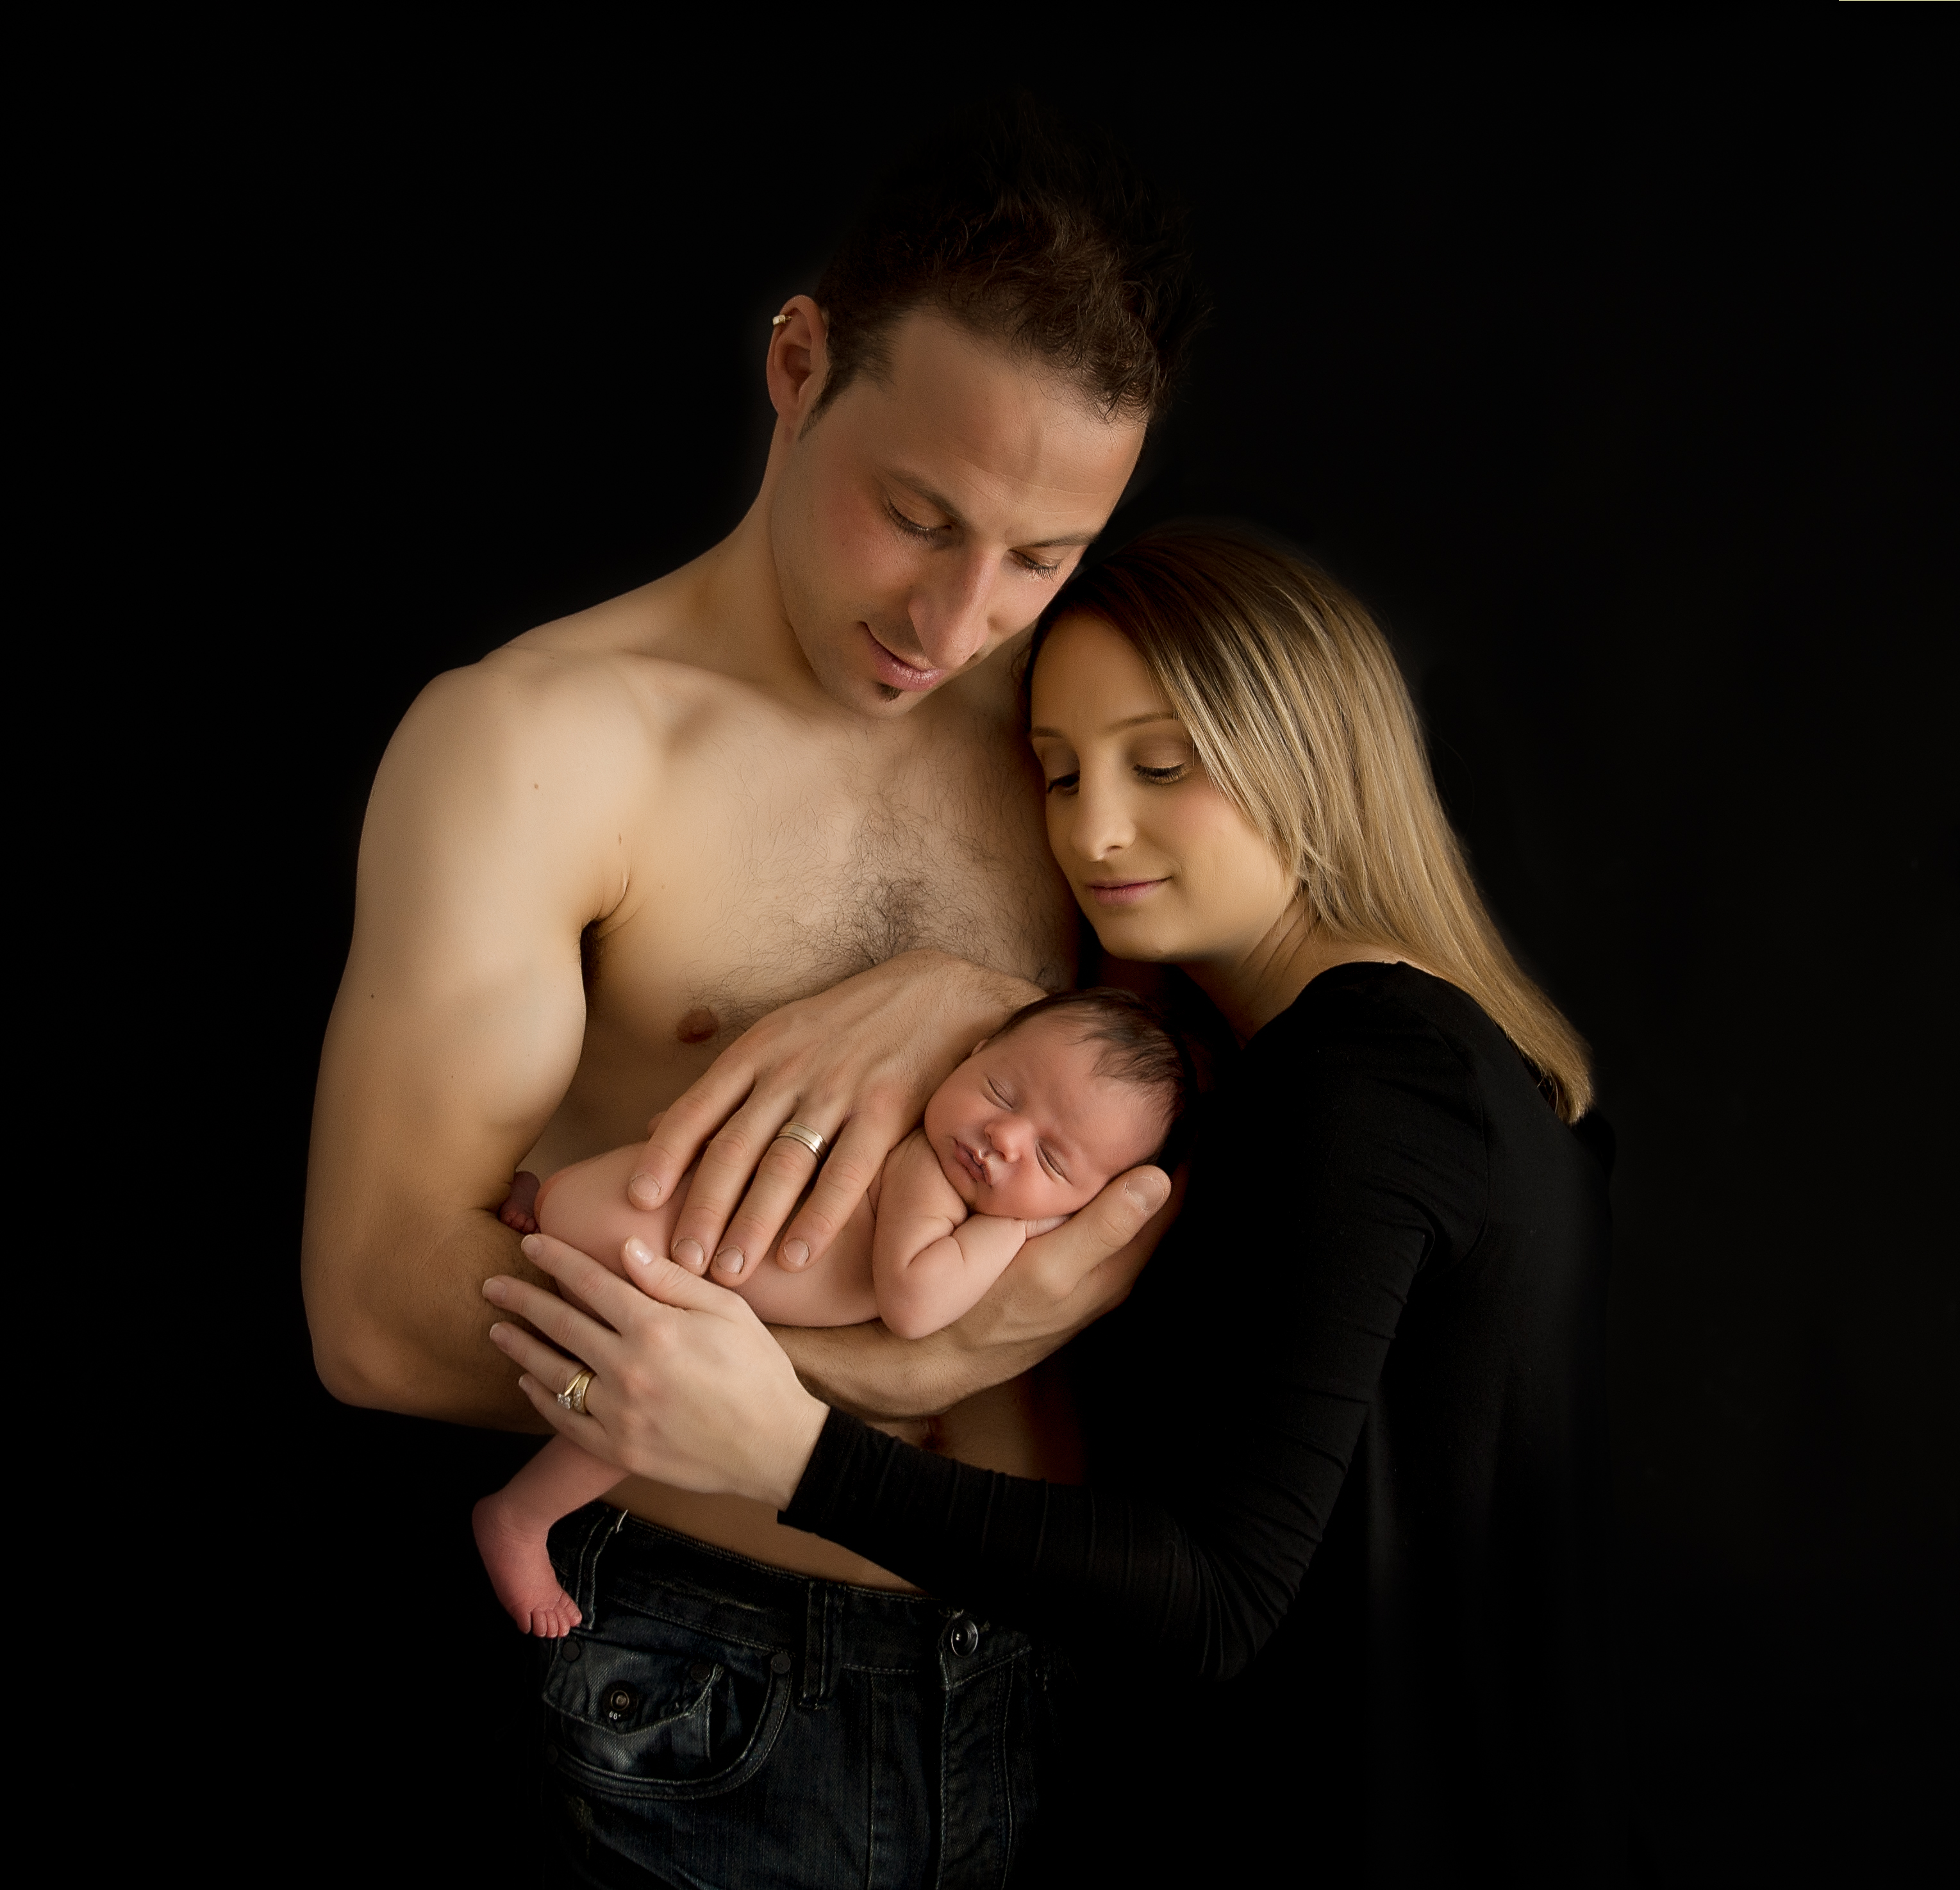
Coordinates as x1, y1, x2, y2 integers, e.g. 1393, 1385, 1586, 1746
781, 1000, 1487, 1680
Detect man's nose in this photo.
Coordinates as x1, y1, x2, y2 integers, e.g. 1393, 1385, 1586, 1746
908, 551, 997, 670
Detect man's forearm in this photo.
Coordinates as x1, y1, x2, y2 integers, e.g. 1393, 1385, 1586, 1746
304, 1204, 558, 1431
771, 1320, 1035, 1422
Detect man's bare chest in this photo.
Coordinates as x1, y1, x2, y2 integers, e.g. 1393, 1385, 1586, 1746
590, 729, 1074, 1054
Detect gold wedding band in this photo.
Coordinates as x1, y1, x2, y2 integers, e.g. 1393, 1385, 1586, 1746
773, 1120, 827, 1159
558, 1368, 594, 1416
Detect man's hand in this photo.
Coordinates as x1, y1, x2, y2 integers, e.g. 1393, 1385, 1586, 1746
625, 950, 1042, 1284
485, 1234, 829, 1510
777, 1165, 1181, 1422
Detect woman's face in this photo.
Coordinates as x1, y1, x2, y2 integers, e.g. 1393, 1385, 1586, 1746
1029, 611, 1299, 968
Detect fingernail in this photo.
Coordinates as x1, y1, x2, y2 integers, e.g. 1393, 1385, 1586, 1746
674, 1238, 704, 1272
781, 1239, 810, 1269
714, 1247, 745, 1278
520, 1234, 542, 1260
624, 1237, 654, 1266
483, 1279, 508, 1303
518, 1375, 536, 1395
1124, 1173, 1170, 1212
628, 1172, 662, 1206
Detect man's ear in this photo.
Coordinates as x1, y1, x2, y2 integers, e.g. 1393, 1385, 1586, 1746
765, 295, 829, 430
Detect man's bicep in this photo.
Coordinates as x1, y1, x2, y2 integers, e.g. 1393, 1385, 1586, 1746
302, 667, 623, 1361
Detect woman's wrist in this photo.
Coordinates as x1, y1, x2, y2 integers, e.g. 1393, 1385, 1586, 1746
756, 1384, 832, 1511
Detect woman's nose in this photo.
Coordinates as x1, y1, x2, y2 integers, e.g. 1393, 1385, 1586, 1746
1064, 768, 1136, 862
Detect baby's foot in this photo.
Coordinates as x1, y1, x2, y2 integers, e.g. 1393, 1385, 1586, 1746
498, 1172, 542, 1236
472, 1491, 583, 1638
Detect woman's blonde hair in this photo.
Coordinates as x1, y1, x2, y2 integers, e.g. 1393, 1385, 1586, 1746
1037, 522, 1593, 1122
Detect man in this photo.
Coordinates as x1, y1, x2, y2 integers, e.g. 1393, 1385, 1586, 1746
304, 104, 1199, 1883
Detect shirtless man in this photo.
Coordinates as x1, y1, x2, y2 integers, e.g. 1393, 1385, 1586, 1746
302, 107, 1200, 1886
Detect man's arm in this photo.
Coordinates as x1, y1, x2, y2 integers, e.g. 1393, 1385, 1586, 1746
777, 1166, 1183, 1419
301, 651, 641, 1425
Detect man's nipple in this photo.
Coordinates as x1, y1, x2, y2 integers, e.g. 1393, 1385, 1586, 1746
676, 1005, 718, 1045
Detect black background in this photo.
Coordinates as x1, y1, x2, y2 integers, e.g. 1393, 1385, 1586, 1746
162, 21, 1954, 1886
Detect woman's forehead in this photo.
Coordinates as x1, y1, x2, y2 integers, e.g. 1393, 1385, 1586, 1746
1029, 613, 1174, 730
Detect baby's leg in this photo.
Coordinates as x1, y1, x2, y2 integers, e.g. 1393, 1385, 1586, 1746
472, 1437, 626, 1637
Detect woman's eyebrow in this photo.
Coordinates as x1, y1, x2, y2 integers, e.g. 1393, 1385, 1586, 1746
1027, 711, 1181, 738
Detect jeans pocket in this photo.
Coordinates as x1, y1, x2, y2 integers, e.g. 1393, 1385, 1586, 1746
542, 1612, 792, 1802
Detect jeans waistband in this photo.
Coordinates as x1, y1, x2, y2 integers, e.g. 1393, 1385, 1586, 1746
549, 1504, 1014, 1710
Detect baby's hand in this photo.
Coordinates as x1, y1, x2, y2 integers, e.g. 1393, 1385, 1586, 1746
1023, 1214, 1070, 1239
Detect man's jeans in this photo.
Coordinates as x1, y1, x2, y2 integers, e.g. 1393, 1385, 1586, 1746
538, 1505, 1072, 1889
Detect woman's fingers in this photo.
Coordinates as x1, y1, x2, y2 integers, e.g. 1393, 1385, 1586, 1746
486, 1234, 649, 1352
773, 1115, 892, 1270
512, 1363, 615, 1451
488, 1313, 585, 1391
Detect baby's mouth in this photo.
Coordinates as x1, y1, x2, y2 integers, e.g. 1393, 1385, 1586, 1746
954, 1140, 990, 1186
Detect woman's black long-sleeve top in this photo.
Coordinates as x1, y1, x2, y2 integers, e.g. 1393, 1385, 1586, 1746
785, 963, 1623, 1868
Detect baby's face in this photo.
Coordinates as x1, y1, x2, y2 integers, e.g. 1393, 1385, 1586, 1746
922, 1015, 1167, 1221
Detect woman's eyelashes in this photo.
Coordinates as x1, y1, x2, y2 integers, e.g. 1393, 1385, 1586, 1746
1043, 761, 1191, 794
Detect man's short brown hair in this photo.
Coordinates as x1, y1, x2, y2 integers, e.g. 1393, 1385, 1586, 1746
811, 97, 1206, 426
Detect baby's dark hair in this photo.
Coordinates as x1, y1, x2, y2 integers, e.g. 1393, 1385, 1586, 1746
992, 986, 1193, 1159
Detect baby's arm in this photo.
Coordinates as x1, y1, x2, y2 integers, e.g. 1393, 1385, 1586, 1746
873, 1131, 1040, 1340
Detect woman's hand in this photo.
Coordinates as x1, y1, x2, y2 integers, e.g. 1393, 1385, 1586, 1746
624, 950, 1042, 1282
483, 1233, 828, 1509
777, 1165, 1182, 1421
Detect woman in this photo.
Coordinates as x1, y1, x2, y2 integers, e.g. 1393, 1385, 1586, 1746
487, 524, 1624, 1882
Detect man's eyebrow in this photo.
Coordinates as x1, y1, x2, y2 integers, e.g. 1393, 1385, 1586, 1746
888, 472, 1099, 551
1027, 711, 1181, 738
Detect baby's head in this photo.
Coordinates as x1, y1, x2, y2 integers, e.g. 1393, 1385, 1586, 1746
922, 988, 1189, 1221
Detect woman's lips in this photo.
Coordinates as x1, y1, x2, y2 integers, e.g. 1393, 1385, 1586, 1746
1084, 877, 1168, 907
863, 626, 945, 692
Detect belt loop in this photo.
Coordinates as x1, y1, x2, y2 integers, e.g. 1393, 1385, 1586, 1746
571, 1503, 627, 1621
800, 1580, 844, 1708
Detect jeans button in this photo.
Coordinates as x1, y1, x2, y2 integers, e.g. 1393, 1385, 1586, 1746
770, 1650, 793, 1675
688, 1659, 713, 1686
604, 1684, 636, 1723
949, 1614, 981, 1657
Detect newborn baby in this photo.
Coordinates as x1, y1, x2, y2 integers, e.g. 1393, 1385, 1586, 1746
474, 988, 1187, 1636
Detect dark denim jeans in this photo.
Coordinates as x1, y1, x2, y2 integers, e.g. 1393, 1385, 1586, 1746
538, 1505, 1072, 1889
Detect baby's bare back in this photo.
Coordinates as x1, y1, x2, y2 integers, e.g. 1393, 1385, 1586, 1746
537, 1143, 879, 1326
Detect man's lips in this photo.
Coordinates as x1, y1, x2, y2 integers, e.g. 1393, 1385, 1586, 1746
863, 626, 945, 692
1083, 877, 1168, 907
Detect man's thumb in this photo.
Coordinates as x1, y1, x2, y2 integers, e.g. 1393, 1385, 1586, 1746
1118, 1166, 1172, 1222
